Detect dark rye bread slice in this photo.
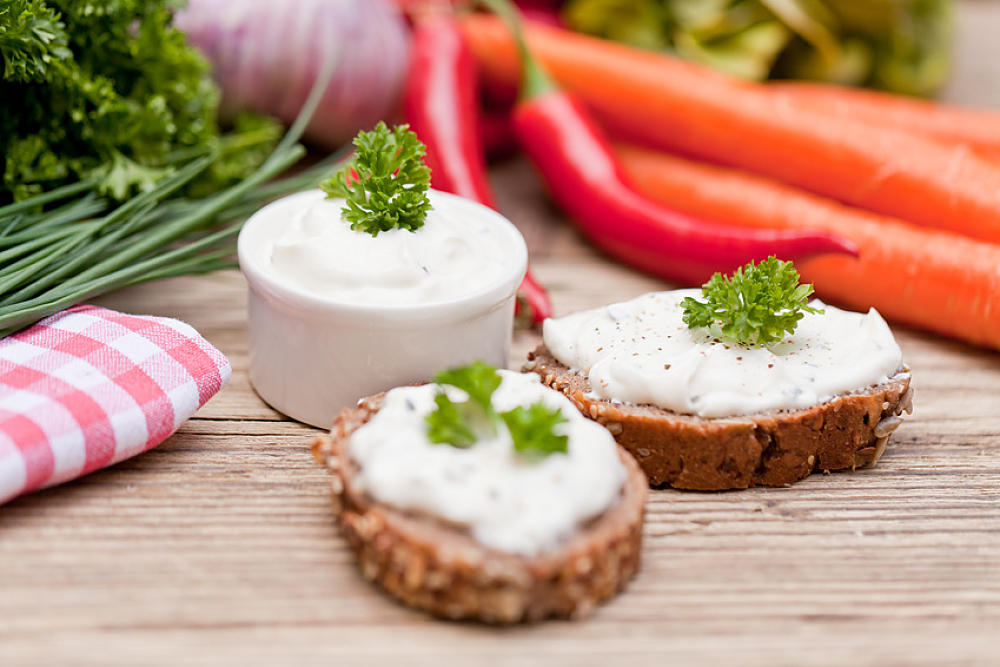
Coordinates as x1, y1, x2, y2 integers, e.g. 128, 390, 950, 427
311, 392, 648, 624
525, 345, 914, 491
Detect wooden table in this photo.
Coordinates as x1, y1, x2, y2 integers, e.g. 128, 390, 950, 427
3, 4, 1000, 665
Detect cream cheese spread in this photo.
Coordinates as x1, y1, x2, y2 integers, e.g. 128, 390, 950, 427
348, 371, 627, 556
253, 189, 520, 305
542, 290, 903, 418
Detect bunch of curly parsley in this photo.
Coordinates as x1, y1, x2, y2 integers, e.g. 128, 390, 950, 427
0, 0, 276, 203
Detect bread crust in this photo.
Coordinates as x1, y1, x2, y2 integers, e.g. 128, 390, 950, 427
525, 345, 914, 491
311, 393, 647, 623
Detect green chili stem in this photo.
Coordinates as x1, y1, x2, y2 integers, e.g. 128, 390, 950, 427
479, 0, 559, 100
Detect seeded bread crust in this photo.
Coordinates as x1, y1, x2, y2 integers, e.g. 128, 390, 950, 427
525, 345, 914, 491
311, 393, 647, 624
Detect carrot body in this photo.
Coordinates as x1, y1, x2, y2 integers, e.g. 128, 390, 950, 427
767, 81, 1000, 152
459, 14, 1000, 244
615, 143, 1000, 352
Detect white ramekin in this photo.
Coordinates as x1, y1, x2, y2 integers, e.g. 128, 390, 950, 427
237, 189, 528, 429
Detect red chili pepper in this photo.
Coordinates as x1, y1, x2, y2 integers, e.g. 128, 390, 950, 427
401, 9, 552, 324
486, 0, 858, 286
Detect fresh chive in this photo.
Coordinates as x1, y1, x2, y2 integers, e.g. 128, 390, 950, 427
0, 177, 101, 221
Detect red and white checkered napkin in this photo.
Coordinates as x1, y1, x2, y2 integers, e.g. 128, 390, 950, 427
0, 305, 231, 504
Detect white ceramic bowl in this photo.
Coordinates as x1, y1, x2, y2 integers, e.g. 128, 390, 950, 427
237, 189, 528, 428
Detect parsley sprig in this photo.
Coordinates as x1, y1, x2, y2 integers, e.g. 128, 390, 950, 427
681, 257, 821, 347
425, 362, 501, 448
425, 362, 569, 458
501, 404, 569, 458
320, 122, 432, 236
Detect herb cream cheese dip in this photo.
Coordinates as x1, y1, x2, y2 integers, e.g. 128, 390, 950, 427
247, 189, 521, 305
237, 187, 527, 429
348, 371, 627, 556
543, 290, 904, 418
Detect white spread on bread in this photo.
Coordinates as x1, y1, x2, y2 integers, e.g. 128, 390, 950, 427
542, 289, 903, 418
347, 371, 627, 556
251, 189, 518, 304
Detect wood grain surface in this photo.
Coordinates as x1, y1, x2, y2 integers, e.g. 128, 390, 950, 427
3, 4, 1000, 665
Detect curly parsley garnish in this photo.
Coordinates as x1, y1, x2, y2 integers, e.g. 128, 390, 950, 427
425, 361, 500, 448
424, 392, 481, 448
681, 257, 821, 347
501, 404, 568, 457
434, 362, 502, 416
320, 122, 432, 236
425, 362, 569, 458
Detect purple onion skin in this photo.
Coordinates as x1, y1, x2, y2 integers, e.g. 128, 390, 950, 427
175, 0, 412, 149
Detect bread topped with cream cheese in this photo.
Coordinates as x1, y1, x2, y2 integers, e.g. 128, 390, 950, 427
311, 369, 647, 623
529, 288, 913, 491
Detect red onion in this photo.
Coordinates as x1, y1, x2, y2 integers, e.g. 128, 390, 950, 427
176, 0, 412, 148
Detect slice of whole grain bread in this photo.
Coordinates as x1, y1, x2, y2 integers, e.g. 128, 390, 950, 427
525, 345, 913, 491
311, 392, 648, 624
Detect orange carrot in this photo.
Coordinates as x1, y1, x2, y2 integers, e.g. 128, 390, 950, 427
766, 81, 1000, 151
459, 14, 1000, 245
614, 143, 1000, 352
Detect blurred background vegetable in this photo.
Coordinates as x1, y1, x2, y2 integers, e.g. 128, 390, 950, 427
175, 0, 412, 151
1, 0, 279, 204
461, 15, 1000, 242
560, 0, 953, 96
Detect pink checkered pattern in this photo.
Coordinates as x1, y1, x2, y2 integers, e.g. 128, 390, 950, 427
0, 305, 231, 504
